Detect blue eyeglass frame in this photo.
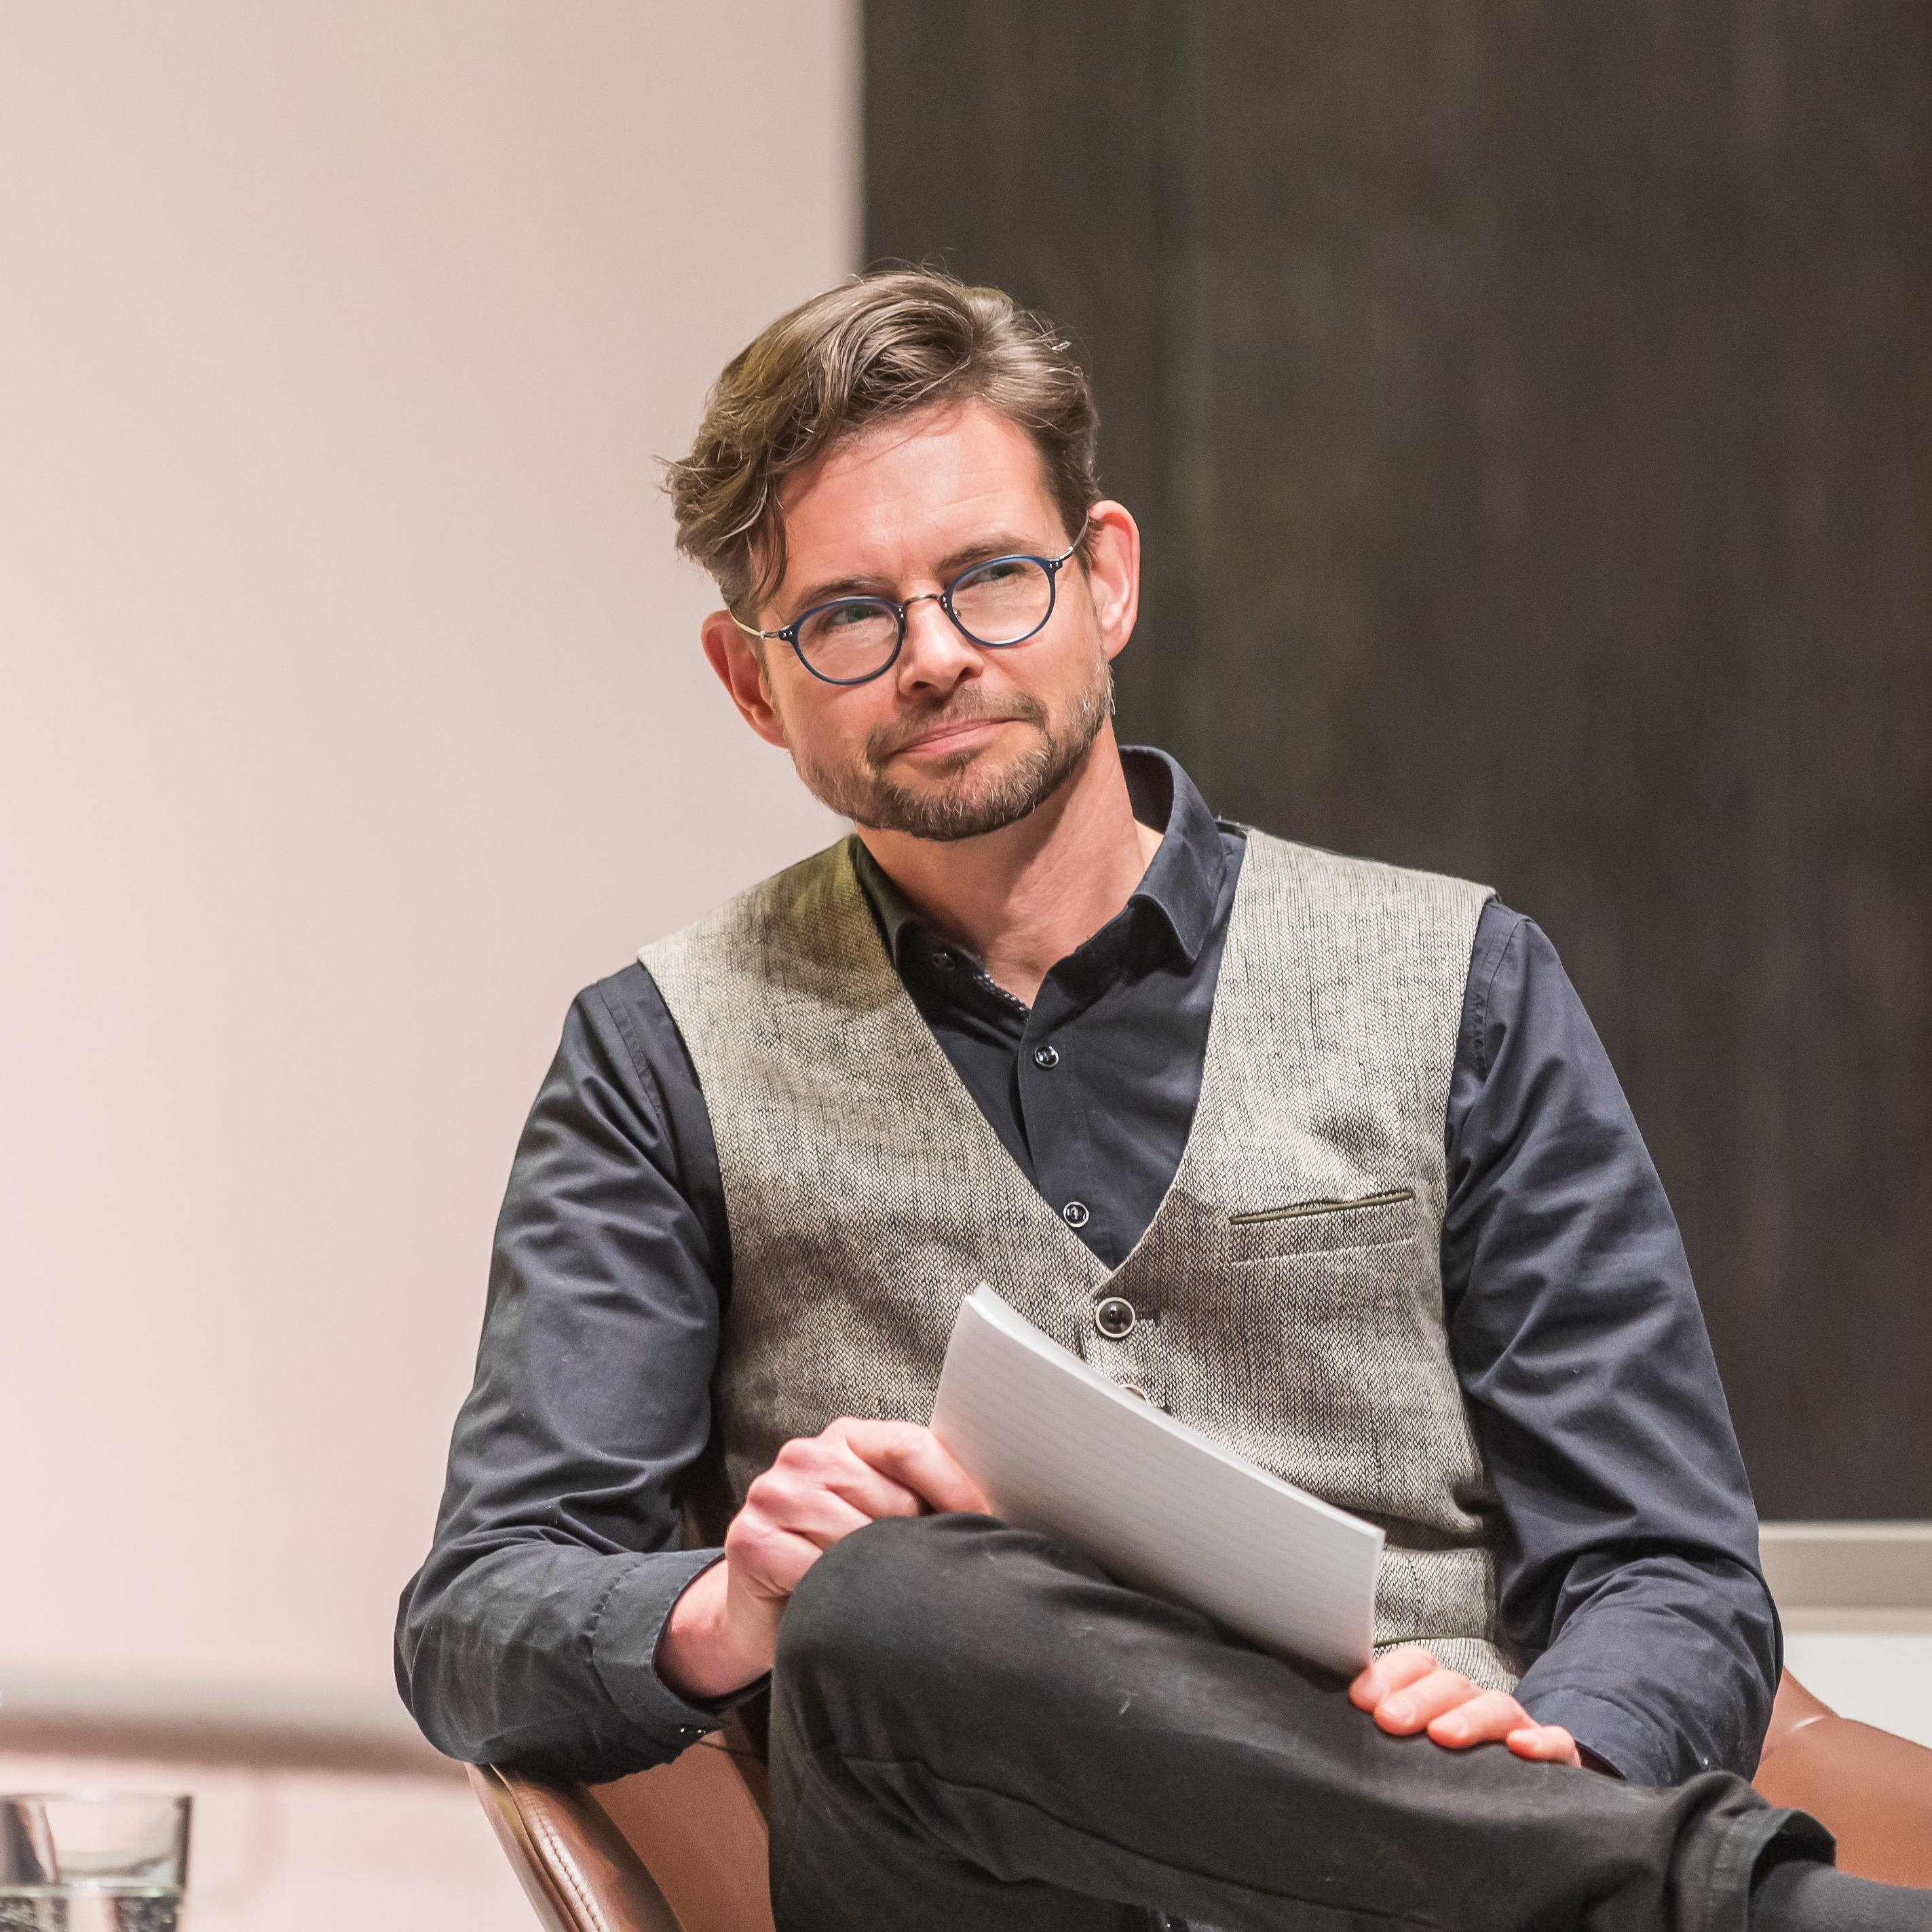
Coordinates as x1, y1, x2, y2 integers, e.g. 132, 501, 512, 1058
731, 529, 1086, 685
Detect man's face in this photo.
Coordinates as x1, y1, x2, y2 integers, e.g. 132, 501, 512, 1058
720, 400, 1135, 843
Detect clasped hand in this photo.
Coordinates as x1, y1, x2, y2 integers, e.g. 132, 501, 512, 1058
658, 1417, 988, 1701
662, 1416, 1580, 1773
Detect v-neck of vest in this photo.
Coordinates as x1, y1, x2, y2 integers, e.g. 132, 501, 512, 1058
832, 833, 1267, 1287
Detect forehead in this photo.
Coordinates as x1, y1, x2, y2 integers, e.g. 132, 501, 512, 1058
774, 400, 1059, 594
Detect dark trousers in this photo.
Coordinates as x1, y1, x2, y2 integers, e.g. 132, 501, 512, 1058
768, 1515, 1827, 1932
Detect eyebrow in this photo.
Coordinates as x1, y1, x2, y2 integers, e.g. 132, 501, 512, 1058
783, 530, 1053, 617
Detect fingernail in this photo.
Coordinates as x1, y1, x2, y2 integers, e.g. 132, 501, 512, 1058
1382, 1697, 1410, 1723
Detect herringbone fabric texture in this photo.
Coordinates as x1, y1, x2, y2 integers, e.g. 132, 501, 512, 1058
643, 831, 1513, 1684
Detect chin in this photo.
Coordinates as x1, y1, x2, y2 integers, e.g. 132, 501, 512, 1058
799, 698, 1101, 841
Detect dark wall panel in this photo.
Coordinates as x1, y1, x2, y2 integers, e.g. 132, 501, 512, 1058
867, 1, 1932, 1516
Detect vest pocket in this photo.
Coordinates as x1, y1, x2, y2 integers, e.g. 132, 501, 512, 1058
1226, 1185, 1420, 1260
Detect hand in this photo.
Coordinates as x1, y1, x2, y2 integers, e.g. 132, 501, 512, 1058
1349, 1645, 1582, 1766
658, 1417, 989, 1701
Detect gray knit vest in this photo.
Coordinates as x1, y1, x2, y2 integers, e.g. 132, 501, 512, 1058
642, 830, 1515, 1686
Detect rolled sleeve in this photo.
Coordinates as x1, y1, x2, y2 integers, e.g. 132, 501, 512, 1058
590, 1549, 751, 1744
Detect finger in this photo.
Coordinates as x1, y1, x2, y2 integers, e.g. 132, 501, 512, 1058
799, 1448, 934, 1525
746, 1480, 883, 1551
724, 1515, 844, 1602
1374, 1667, 1478, 1734
730, 1466, 894, 1600
834, 1419, 992, 1515
1426, 1688, 1533, 1748
1506, 1724, 1582, 1767
1349, 1646, 1440, 1709
759, 1434, 931, 1526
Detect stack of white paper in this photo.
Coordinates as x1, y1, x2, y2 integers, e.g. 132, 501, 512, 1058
930, 1285, 1383, 1675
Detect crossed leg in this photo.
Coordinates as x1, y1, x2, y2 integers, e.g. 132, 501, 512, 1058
768, 1513, 1830, 1932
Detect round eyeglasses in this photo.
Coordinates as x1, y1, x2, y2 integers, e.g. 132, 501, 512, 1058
732, 531, 1084, 685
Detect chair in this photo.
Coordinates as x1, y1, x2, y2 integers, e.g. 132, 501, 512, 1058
1751, 1672, 1932, 1889
472, 1672, 1931, 1931
471, 1712, 774, 1932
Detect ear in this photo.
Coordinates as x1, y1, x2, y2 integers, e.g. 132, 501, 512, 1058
701, 609, 790, 749
1080, 501, 1141, 663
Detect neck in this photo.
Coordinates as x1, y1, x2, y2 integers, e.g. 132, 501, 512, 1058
856, 726, 1162, 1008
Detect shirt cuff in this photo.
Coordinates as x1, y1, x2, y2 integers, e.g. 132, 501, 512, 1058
588, 1548, 746, 1754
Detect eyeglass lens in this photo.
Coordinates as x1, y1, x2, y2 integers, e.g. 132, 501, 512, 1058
795, 556, 1055, 679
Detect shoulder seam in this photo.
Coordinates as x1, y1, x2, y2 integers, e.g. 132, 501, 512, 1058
1469, 909, 1528, 1085
589, 977, 677, 1148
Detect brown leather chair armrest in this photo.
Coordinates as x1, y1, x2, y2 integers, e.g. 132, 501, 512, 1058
590, 1729, 775, 1932
470, 1762, 681, 1932
1753, 1670, 1932, 1889
1758, 1665, 1836, 1760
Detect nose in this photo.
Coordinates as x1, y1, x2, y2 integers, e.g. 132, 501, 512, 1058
894, 592, 979, 692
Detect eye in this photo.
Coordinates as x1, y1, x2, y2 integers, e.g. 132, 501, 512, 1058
957, 557, 1031, 588
820, 598, 892, 630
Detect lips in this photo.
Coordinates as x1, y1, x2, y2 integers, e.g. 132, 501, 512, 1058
894, 715, 1017, 757
866, 690, 1049, 772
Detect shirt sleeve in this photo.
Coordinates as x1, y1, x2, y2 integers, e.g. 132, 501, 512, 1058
393, 966, 746, 1781
1442, 901, 1782, 1787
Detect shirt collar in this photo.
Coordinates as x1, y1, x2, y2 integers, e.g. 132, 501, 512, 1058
854, 745, 1227, 974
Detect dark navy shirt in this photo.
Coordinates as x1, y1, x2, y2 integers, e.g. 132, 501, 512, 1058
396, 749, 1779, 1788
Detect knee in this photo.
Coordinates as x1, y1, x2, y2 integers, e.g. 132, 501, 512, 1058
779, 1513, 985, 1686
778, 1513, 1080, 1699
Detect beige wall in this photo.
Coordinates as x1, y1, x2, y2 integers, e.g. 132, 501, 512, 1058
0, 3, 850, 1715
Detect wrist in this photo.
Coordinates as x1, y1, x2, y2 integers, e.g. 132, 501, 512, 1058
656, 1558, 772, 1702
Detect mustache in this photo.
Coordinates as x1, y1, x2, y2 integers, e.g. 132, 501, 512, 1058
865, 689, 1049, 767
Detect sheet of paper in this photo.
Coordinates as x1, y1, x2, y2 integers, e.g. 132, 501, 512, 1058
930, 1284, 1383, 1675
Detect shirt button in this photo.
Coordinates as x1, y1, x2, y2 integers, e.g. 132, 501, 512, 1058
931, 949, 955, 970
1061, 1200, 1091, 1228
1033, 1044, 1060, 1068
1093, 1295, 1136, 1339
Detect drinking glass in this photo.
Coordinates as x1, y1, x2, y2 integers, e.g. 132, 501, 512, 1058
0, 1794, 190, 1931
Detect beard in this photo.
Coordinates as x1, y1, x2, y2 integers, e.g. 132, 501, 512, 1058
787, 647, 1115, 843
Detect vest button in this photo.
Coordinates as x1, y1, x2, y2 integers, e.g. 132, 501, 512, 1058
1033, 1044, 1060, 1068
1061, 1200, 1091, 1228
931, 949, 955, 970
1093, 1295, 1136, 1339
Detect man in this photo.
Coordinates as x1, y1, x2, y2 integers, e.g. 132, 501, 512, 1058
397, 271, 1920, 1930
